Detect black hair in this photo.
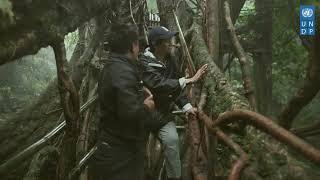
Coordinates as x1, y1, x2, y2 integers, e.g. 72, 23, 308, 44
105, 23, 139, 54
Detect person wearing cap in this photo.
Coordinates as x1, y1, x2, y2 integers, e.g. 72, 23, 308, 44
91, 23, 167, 180
139, 26, 208, 180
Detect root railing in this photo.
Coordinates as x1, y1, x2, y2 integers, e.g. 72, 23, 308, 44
0, 95, 98, 176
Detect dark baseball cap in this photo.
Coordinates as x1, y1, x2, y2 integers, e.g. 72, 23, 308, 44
148, 26, 178, 45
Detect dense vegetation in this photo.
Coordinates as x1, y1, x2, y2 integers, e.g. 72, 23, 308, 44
0, 0, 319, 179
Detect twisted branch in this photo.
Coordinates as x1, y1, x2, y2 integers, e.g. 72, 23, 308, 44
223, 0, 256, 110
216, 129, 248, 180
211, 109, 320, 165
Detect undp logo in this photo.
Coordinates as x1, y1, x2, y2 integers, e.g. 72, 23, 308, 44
301, 8, 314, 18
300, 5, 315, 36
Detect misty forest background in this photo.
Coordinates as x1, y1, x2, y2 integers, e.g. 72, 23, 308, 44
0, 0, 320, 180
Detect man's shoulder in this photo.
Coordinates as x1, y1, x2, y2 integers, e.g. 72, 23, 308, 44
139, 53, 154, 63
103, 61, 138, 86
105, 56, 135, 71
139, 54, 166, 69
102, 60, 137, 85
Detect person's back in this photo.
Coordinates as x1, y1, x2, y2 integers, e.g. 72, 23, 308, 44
91, 23, 158, 180
99, 53, 146, 146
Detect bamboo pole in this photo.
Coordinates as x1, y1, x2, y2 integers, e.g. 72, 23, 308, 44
68, 146, 97, 180
0, 95, 98, 175
172, 9, 196, 75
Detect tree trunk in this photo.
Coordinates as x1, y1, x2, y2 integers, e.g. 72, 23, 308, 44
187, 19, 313, 179
203, 1, 220, 178
204, 0, 219, 64
253, 0, 272, 116
52, 37, 81, 180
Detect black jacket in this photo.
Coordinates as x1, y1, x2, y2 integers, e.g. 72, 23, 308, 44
139, 51, 190, 115
98, 54, 167, 146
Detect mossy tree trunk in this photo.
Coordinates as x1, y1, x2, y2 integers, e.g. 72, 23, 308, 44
188, 18, 316, 180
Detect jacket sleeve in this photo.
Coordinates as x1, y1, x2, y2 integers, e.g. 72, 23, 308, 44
174, 88, 192, 112
139, 58, 192, 112
140, 61, 182, 95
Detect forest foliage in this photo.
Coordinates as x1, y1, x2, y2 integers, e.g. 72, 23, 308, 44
0, 0, 318, 138
0, 0, 318, 142
0, 0, 319, 179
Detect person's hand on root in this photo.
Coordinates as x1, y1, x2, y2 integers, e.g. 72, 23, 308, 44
186, 107, 198, 117
186, 64, 208, 84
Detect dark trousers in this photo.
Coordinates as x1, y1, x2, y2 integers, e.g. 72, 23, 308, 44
89, 141, 145, 180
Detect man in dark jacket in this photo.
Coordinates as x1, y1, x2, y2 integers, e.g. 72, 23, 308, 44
91, 23, 162, 180
139, 26, 208, 180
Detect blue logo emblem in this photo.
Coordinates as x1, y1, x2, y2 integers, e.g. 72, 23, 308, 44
301, 8, 314, 18
300, 5, 315, 36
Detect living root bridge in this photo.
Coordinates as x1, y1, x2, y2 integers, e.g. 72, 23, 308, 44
198, 109, 320, 165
